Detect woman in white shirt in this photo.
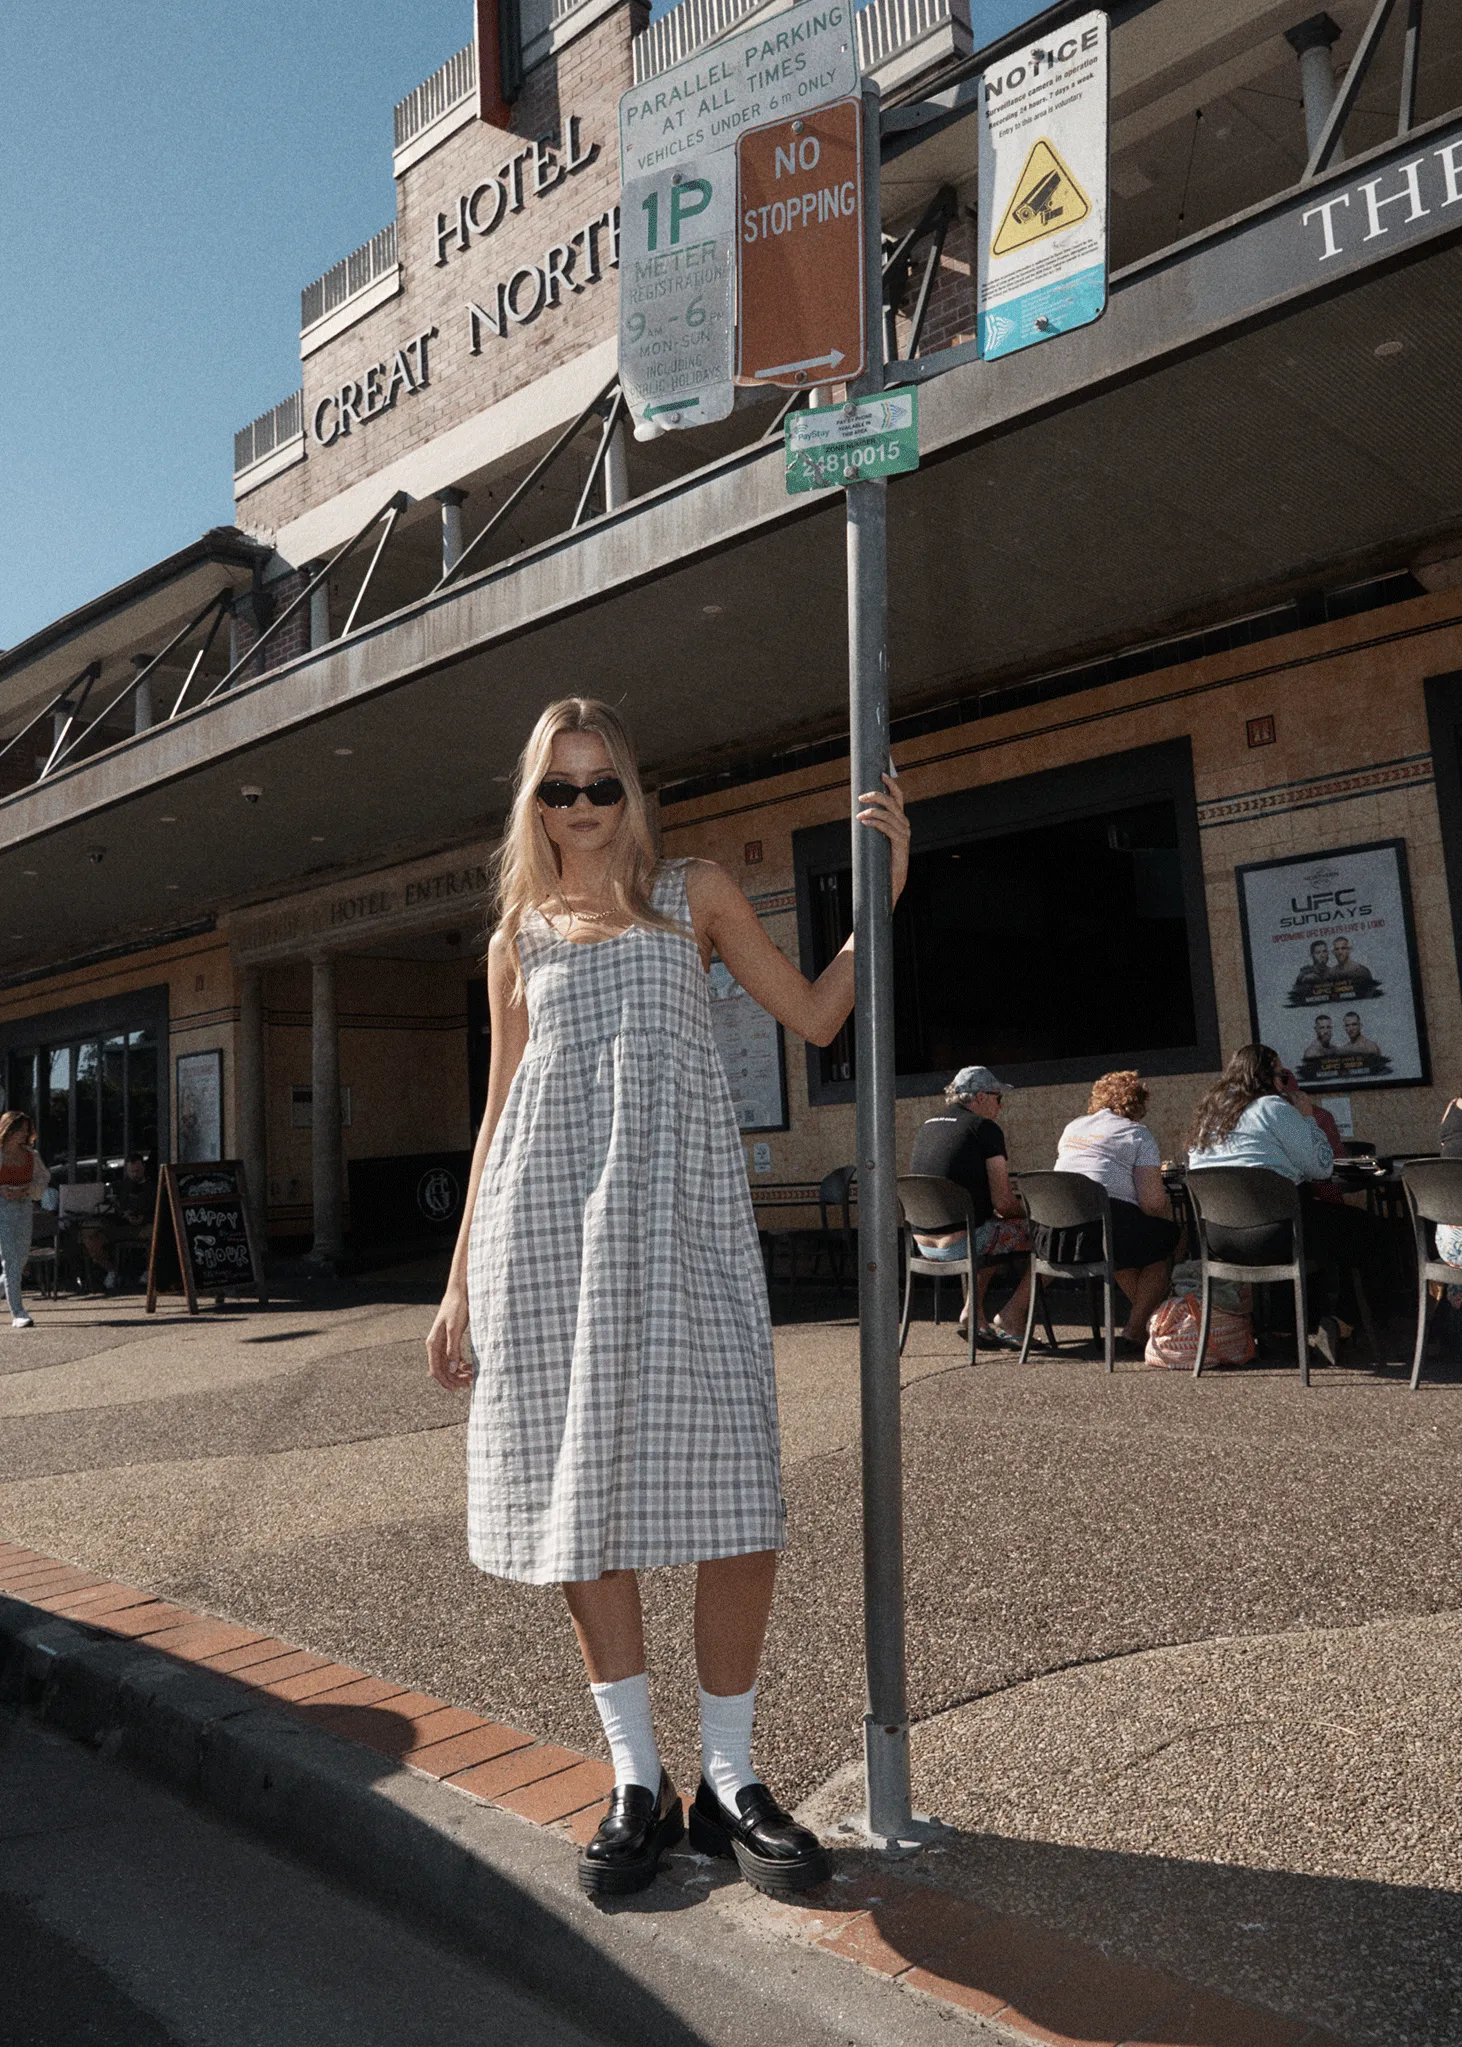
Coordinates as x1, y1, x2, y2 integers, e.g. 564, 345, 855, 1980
1187, 1042, 1375, 1363
1051, 1071, 1180, 1352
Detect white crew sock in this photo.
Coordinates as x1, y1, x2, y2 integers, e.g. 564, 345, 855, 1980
590, 1672, 661, 1792
699, 1682, 759, 1811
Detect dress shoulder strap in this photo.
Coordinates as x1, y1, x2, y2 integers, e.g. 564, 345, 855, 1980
650, 858, 693, 919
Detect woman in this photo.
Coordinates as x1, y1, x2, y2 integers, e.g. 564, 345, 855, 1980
0, 1110, 49, 1330
1051, 1071, 1180, 1353
427, 698, 908, 1904
1186, 1043, 1372, 1363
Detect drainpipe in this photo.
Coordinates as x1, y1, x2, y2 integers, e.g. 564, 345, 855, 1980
1286, 14, 1343, 159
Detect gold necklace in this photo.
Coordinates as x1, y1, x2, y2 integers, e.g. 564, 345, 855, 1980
557, 895, 617, 924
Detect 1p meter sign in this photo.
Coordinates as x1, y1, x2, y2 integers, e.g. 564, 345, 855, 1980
978, 10, 1108, 360
619, 159, 736, 437
737, 97, 865, 388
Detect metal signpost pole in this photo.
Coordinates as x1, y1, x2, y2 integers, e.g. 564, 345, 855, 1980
847, 74, 912, 1843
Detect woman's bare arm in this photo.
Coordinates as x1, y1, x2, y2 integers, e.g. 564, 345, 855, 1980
1134, 1163, 1172, 1219
684, 775, 908, 1046
426, 930, 530, 1389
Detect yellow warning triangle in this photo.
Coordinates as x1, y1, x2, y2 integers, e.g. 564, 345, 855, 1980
991, 138, 1091, 257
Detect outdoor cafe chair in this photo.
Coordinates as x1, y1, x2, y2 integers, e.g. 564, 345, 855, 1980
24, 1210, 58, 1301
1016, 1171, 1119, 1373
1399, 1159, 1462, 1391
814, 1165, 857, 1287
1184, 1166, 1377, 1386
896, 1176, 981, 1367
761, 1165, 857, 1290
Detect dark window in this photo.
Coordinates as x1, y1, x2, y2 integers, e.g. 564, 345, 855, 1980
794, 740, 1219, 1103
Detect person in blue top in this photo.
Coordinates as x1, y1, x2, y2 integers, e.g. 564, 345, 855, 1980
1186, 1042, 1377, 1365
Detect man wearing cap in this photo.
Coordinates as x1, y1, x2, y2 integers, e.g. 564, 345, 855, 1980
908, 1066, 1031, 1348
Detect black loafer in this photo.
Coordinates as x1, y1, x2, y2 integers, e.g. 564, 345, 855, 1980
688, 1778, 831, 1898
578, 1770, 683, 1899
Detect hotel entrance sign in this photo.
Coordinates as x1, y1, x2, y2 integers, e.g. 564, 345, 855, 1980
978, 10, 1109, 360
619, 161, 736, 438
617, 0, 858, 182
737, 97, 865, 388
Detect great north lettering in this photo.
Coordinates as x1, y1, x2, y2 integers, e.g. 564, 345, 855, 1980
435, 117, 600, 265
312, 328, 436, 446
467, 208, 620, 348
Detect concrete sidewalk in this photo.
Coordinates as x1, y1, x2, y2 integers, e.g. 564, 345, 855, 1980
0, 1282, 1458, 2042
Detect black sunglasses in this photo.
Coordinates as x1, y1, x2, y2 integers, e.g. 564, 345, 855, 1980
536, 776, 626, 809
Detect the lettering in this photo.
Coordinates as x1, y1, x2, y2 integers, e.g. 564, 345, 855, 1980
434, 115, 600, 266
1360, 157, 1429, 239
310, 329, 434, 444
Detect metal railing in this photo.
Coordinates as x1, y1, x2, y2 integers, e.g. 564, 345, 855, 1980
300, 223, 398, 333
857, 0, 960, 71
633, 0, 960, 85
394, 40, 476, 151
234, 391, 303, 478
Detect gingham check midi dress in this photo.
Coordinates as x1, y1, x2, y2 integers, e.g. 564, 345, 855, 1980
465, 861, 786, 1584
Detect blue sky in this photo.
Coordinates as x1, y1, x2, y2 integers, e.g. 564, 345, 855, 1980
0, 0, 474, 651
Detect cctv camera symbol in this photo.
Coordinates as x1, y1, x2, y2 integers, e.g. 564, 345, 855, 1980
241, 786, 263, 804
1014, 171, 1064, 228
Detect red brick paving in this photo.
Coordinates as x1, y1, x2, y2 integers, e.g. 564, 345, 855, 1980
495, 1758, 614, 1824
43, 1586, 158, 1619
90, 1602, 197, 1638
196, 1639, 307, 1675
0, 1546, 1354, 2047
256, 1662, 372, 1702
293, 1673, 409, 1710
448, 1743, 586, 1801
403, 1721, 536, 1778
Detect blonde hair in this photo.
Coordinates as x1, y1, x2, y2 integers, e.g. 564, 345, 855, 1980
0, 1110, 35, 1149
1088, 1070, 1148, 1121
493, 698, 683, 995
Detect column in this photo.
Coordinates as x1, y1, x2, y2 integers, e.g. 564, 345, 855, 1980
437, 488, 467, 576
308, 566, 331, 650
309, 952, 344, 1265
237, 964, 267, 1254
1286, 14, 1342, 158
603, 422, 629, 512
132, 655, 154, 734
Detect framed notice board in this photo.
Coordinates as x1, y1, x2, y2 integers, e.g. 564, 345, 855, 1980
146, 1160, 267, 1313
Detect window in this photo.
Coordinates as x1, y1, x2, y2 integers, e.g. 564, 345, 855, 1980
0, 989, 168, 1180
794, 740, 1219, 1103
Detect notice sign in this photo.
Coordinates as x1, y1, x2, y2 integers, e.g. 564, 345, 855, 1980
1235, 840, 1429, 1092
709, 962, 788, 1131
618, 0, 858, 182
785, 388, 918, 492
737, 97, 865, 388
978, 10, 1108, 360
619, 159, 735, 436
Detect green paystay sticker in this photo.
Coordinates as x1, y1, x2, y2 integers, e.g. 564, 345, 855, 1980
784, 387, 919, 493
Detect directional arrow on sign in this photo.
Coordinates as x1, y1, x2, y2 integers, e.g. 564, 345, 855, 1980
754, 350, 845, 380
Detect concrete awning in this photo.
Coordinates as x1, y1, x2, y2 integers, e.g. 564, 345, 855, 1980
2, 111, 1461, 976
0, 532, 268, 738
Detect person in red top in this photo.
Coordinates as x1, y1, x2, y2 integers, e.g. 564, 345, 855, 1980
0, 1110, 50, 1329
1279, 1072, 1345, 1205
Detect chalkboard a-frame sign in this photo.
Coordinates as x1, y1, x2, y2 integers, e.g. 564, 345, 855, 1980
146, 1161, 267, 1313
